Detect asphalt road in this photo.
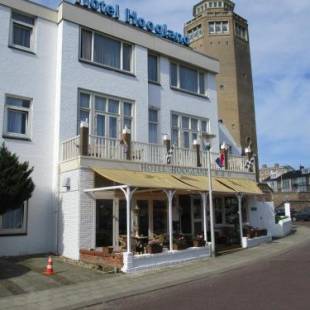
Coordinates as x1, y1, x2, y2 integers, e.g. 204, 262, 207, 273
105, 224, 310, 310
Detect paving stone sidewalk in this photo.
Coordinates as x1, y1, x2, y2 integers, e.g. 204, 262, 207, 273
1, 225, 309, 310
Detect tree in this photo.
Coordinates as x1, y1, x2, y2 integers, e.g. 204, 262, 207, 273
0, 143, 35, 215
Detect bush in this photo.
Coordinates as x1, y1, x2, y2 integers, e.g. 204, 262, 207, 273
0, 143, 34, 215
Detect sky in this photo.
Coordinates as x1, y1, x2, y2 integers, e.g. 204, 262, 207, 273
33, 0, 310, 169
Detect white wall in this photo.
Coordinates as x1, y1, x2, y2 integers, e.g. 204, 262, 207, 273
0, 5, 58, 256
149, 57, 219, 150
247, 198, 292, 238
57, 20, 149, 143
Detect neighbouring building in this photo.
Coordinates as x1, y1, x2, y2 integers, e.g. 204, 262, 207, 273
264, 167, 310, 210
184, 0, 259, 178
260, 163, 294, 183
0, 0, 278, 272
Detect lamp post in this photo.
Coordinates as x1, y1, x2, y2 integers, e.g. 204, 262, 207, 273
202, 133, 216, 256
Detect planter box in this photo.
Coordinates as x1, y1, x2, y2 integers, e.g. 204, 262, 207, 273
193, 240, 206, 247
173, 243, 187, 251
146, 244, 163, 254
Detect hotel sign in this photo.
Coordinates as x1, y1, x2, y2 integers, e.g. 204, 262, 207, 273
75, 0, 190, 46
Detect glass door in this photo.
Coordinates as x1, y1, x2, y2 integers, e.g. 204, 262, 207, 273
191, 197, 203, 236
96, 200, 113, 247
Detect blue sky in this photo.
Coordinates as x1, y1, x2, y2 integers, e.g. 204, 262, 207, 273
33, 0, 310, 169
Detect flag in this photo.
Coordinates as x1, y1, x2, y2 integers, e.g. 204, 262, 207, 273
215, 151, 225, 168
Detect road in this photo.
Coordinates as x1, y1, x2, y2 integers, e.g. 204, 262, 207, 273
105, 225, 310, 310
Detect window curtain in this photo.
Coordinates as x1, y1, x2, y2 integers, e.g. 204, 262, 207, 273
180, 66, 198, 93
123, 44, 132, 71
96, 115, 105, 137
81, 29, 92, 60
109, 116, 117, 138
149, 123, 158, 144
7, 110, 26, 134
0, 206, 24, 229
148, 55, 158, 82
94, 34, 120, 69
13, 24, 31, 48
170, 63, 178, 87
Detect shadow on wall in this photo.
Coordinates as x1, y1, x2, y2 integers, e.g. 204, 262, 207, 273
57, 196, 64, 257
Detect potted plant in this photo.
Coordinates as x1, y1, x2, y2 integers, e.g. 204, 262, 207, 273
147, 240, 163, 254
193, 233, 206, 247
173, 233, 187, 250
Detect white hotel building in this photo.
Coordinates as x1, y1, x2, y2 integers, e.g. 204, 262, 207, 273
0, 0, 275, 272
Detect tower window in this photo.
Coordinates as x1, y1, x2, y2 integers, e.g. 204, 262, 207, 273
208, 21, 229, 34
235, 23, 248, 41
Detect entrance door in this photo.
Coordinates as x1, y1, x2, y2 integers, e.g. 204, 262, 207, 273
179, 196, 192, 234
191, 197, 203, 236
137, 200, 148, 236
96, 200, 113, 247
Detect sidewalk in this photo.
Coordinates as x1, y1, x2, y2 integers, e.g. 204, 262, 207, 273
1, 225, 309, 310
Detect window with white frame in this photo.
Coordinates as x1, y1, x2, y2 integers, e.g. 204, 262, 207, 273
170, 63, 207, 96
187, 24, 204, 43
208, 21, 229, 34
148, 108, 159, 144
3, 96, 31, 139
78, 91, 133, 139
0, 202, 28, 235
148, 54, 159, 83
10, 11, 35, 51
80, 28, 133, 72
171, 113, 210, 148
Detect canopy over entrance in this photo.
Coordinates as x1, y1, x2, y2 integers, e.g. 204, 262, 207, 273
91, 167, 262, 195
216, 177, 262, 195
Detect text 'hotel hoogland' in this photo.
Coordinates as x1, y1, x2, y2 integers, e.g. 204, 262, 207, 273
0, 0, 271, 272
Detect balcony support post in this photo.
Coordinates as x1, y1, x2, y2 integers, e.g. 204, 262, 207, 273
163, 190, 176, 251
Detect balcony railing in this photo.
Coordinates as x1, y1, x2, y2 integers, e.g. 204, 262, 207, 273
61, 135, 251, 173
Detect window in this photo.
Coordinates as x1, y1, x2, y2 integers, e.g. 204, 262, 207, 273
3, 96, 31, 139
208, 21, 229, 34
149, 108, 159, 144
235, 23, 248, 41
80, 28, 133, 72
214, 198, 223, 224
10, 11, 35, 51
170, 63, 206, 96
78, 91, 134, 138
187, 25, 204, 43
148, 54, 159, 83
0, 202, 27, 235
153, 200, 167, 235
171, 113, 210, 148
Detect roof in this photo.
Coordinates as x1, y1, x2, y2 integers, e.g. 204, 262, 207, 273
265, 169, 310, 182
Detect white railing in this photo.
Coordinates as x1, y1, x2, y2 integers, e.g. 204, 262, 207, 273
61, 135, 252, 173
61, 136, 80, 161
88, 135, 127, 161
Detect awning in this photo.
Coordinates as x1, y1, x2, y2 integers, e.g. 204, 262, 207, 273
174, 175, 235, 194
92, 168, 196, 191
215, 177, 262, 195
92, 168, 262, 195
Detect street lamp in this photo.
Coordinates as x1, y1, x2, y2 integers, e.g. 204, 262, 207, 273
202, 133, 216, 256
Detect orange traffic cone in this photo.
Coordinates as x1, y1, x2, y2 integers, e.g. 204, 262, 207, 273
43, 256, 55, 275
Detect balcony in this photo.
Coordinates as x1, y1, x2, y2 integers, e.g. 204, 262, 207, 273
61, 135, 254, 177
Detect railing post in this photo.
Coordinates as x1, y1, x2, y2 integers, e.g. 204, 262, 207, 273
122, 127, 131, 160
193, 139, 201, 167
163, 134, 172, 164
80, 122, 89, 156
